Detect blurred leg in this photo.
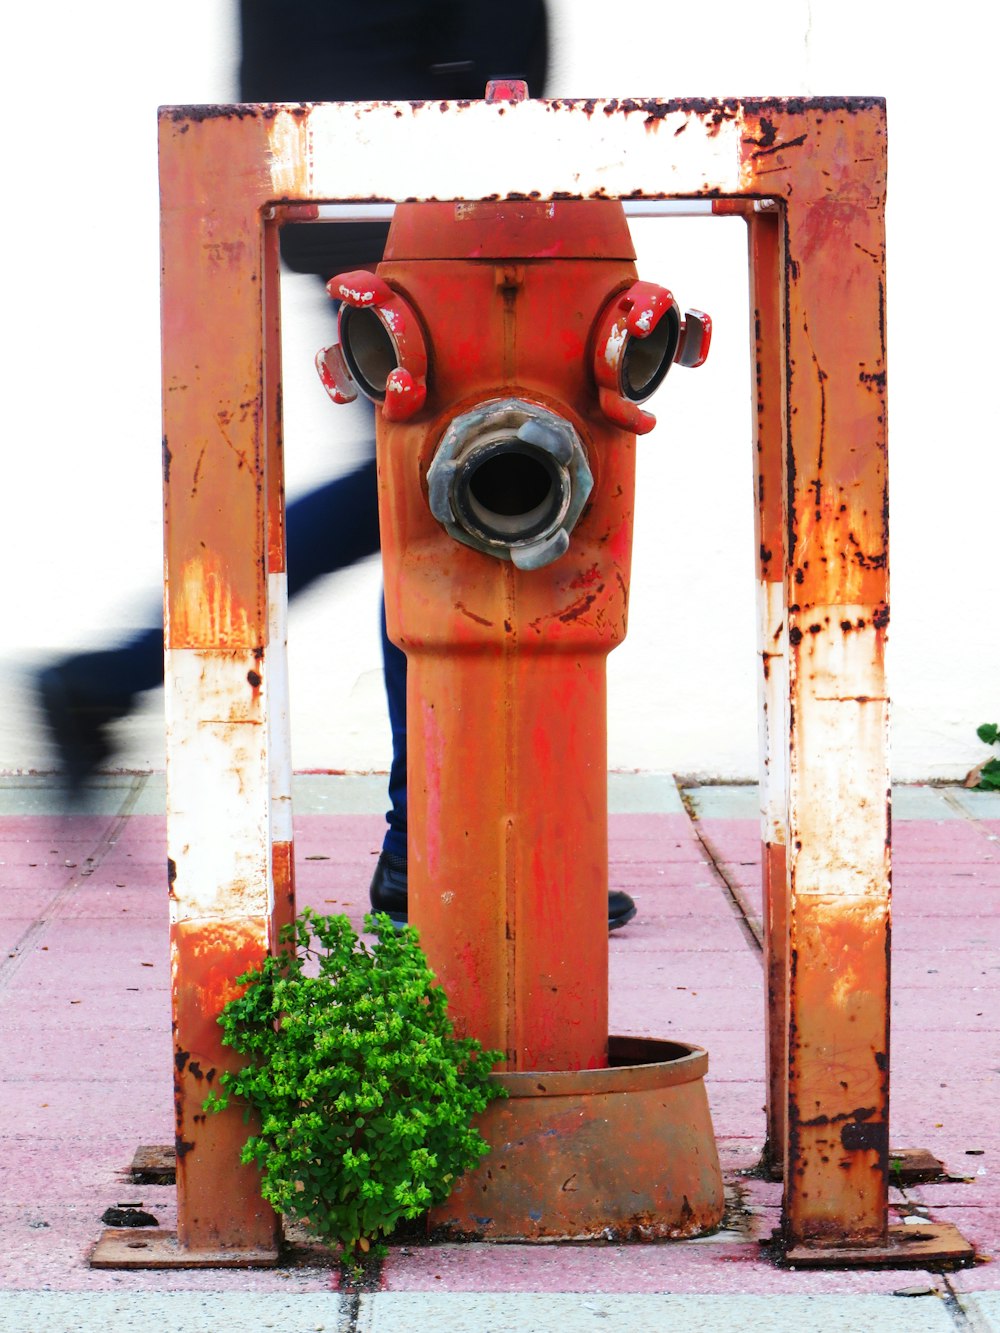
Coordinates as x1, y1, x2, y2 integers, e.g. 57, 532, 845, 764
38, 458, 385, 791
381, 598, 408, 860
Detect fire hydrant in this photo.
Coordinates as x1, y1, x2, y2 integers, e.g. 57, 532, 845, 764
319, 197, 709, 1073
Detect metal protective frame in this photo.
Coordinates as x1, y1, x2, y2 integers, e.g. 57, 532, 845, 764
148, 95, 944, 1263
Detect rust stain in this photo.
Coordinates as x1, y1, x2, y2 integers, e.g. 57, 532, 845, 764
270, 841, 296, 950
170, 915, 280, 1248
170, 551, 254, 648
455, 600, 493, 626
797, 197, 874, 266
557, 589, 601, 624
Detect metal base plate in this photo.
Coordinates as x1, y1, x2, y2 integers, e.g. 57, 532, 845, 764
784, 1222, 975, 1269
128, 1144, 177, 1185
768, 1146, 946, 1186
90, 1228, 280, 1270
888, 1148, 946, 1184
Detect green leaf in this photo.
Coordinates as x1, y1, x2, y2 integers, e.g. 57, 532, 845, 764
204, 908, 505, 1257
977, 723, 999, 746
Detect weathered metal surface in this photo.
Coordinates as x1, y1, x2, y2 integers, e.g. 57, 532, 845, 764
90, 1228, 278, 1270
260, 98, 747, 205
371, 200, 650, 1072
156, 92, 963, 1260
889, 1148, 946, 1185
431, 1038, 723, 1241
161, 108, 285, 1255
592, 280, 684, 434
334, 198, 710, 1073
748, 210, 789, 1177
784, 1222, 975, 1269
265, 213, 297, 954
165, 651, 271, 923
741, 103, 892, 1250
129, 1144, 177, 1186
170, 917, 277, 1252
328, 270, 429, 419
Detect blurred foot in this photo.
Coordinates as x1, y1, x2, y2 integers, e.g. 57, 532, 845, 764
608, 889, 638, 931
368, 850, 409, 925
36, 662, 129, 795
370, 851, 638, 931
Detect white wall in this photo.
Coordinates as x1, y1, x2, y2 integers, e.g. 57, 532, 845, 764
2, 0, 996, 782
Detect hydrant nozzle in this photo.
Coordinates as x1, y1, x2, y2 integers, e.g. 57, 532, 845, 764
427, 397, 592, 570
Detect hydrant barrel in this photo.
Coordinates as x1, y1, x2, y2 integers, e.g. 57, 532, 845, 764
367, 200, 642, 1072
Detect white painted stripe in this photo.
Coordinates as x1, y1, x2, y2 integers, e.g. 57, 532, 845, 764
164, 648, 270, 922
307, 200, 733, 221
788, 611, 889, 899
756, 578, 788, 845
268, 100, 745, 204
267, 571, 294, 845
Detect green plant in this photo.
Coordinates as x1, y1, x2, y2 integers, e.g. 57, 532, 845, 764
967, 722, 1000, 791
204, 909, 504, 1263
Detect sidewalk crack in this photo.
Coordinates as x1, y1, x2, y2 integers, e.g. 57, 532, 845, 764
675, 778, 764, 955
0, 774, 150, 988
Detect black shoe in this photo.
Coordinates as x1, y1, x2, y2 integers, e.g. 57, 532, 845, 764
608, 889, 638, 931
36, 663, 129, 796
368, 851, 409, 926
369, 851, 637, 932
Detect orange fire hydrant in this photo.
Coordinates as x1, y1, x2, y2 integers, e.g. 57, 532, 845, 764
319, 197, 709, 1073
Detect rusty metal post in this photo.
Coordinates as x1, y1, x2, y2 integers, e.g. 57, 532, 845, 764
764, 106, 893, 1255
734, 104, 967, 1265
101, 95, 972, 1266
264, 214, 297, 950
158, 111, 285, 1262
747, 209, 789, 1179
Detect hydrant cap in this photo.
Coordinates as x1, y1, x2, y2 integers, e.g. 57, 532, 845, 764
383, 200, 635, 262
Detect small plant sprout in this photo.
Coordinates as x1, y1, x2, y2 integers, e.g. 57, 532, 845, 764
204, 909, 505, 1267
965, 723, 1000, 791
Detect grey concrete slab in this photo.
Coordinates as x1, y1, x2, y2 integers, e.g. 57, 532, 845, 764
892, 785, 959, 821
0, 775, 141, 817
682, 783, 983, 823
293, 772, 688, 815
355, 1291, 958, 1332
607, 773, 684, 813
0, 1292, 345, 1332
683, 785, 760, 820
127, 772, 167, 815
0, 1290, 963, 1332
292, 773, 389, 814
948, 787, 1000, 818
964, 1292, 1000, 1330
3, 774, 987, 822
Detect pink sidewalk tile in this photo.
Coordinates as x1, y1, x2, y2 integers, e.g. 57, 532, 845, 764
892, 949, 999, 987
1, 789, 997, 1300
892, 913, 1000, 950
891, 987, 994, 1031
1, 1024, 170, 1084
2, 1082, 171, 1141
0, 890, 64, 921
380, 1235, 952, 1295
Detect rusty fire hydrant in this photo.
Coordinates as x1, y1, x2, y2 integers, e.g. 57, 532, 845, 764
318, 195, 709, 1074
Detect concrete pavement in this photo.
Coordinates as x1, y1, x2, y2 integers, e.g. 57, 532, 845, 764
1, 774, 998, 1332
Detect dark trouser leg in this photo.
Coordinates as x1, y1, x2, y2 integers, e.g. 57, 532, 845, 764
380, 599, 407, 861
50, 457, 384, 706
40, 460, 398, 804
